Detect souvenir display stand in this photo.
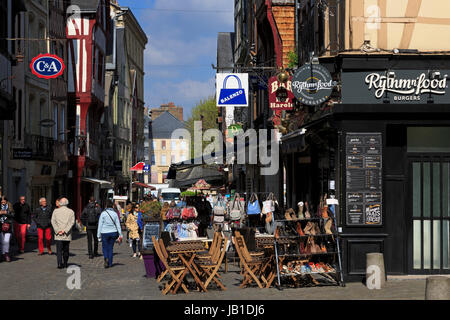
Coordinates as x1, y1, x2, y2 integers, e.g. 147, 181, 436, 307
272, 201, 345, 289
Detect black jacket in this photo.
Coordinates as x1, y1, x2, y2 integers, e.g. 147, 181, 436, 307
13, 202, 31, 224
81, 202, 101, 229
33, 206, 53, 229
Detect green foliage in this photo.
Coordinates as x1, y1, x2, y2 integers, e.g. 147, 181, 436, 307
181, 190, 197, 197
287, 51, 298, 69
186, 96, 219, 158
140, 200, 162, 221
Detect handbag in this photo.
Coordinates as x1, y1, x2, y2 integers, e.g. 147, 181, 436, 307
247, 193, 261, 215
213, 197, 226, 224
181, 207, 197, 219
262, 193, 275, 214
2, 222, 11, 233
229, 194, 243, 221
172, 207, 181, 219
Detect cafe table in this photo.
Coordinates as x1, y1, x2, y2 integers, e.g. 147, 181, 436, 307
166, 239, 209, 293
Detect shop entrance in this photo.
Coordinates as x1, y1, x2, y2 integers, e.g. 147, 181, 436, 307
408, 156, 450, 274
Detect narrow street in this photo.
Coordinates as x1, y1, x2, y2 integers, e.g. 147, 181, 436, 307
0, 232, 428, 300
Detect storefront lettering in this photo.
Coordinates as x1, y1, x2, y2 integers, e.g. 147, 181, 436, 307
292, 79, 335, 93
365, 72, 448, 99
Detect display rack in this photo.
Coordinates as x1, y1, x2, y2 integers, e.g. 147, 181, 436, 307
273, 204, 345, 289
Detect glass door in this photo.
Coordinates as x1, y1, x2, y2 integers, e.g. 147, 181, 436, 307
409, 157, 450, 274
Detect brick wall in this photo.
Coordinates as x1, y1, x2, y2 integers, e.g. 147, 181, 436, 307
272, 3, 295, 69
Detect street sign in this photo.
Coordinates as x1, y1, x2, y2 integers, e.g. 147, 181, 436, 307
12, 148, 32, 160
143, 164, 150, 172
30, 54, 65, 79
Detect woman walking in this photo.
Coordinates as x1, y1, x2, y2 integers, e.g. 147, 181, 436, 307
97, 200, 123, 268
126, 204, 143, 258
0, 196, 14, 262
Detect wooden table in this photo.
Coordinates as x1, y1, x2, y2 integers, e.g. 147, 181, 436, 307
166, 241, 208, 293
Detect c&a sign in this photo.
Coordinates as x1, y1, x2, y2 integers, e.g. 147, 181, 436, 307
30, 54, 65, 79
269, 76, 295, 110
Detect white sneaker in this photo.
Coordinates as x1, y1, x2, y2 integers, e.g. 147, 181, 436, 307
132, 253, 137, 258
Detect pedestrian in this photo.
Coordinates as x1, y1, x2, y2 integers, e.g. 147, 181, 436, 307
0, 196, 14, 262
126, 203, 143, 258
81, 196, 101, 259
51, 197, 75, 269
97, 200, 123, 268
33, 197, 53, 255
12, 195, 31, 254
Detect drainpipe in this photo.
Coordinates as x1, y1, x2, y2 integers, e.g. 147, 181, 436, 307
266, 0, 283, 69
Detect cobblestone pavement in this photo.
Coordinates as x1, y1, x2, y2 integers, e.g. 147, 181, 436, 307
0, 232, 429, 300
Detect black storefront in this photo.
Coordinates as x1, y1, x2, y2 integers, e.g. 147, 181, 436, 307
283, 54, 450, 281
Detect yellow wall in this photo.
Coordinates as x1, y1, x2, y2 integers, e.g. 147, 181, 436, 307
345, 0, 450, 52
151, 138, 190, 183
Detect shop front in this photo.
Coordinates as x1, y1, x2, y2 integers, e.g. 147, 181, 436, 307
283, 55, 450, 281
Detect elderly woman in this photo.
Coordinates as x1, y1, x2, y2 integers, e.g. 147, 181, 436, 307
51, 197, 75, 269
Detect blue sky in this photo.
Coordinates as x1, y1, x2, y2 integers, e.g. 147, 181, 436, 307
116, 0, 234, 120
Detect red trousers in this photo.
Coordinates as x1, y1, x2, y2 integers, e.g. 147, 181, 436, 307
38, 227, 52, 254
14, 223, 27, 251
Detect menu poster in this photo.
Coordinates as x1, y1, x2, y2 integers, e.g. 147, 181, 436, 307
346, 133, 383, 226
142, 223, 161, 250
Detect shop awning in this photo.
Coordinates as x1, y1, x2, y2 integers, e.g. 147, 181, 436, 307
169, 165, 224, 189
132, 182, 156, 190
81, 177, 113, 189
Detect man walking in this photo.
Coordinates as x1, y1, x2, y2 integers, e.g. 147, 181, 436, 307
81, 196, 101, 259
34, 198, 53, 255
51, 198, 75, 269
13, 196, 31, 254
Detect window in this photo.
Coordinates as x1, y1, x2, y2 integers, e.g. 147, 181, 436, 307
181, 140, 187, 150
18, 90, 22, 141
171, 155, 176, 164
152, 141, 156, 150
171, 140, 177, 150
161, 140, 166, 150
53, 103, 58, 140
151, 154, 155, 165
92, 48, 96, 79
98, 52, 103, 84
161, 154, 166, 165
59, 106, 65, 141
408, 127, 450, 153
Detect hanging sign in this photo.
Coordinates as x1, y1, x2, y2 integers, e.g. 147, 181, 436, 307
216, 73, 249, 107
291, 64, 336, 105
30, 54, 65, 79
268, 76, 295, 110
342, 70, 450, 104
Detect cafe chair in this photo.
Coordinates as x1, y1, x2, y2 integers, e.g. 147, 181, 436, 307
196, 237, 229, 291
152, 236, 189, 295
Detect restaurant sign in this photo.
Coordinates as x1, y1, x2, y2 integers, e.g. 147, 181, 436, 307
291, 64, 336, 105
342, 70, 450, 104
268, 76, 295, 110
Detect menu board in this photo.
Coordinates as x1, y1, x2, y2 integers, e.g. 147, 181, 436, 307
142, 223, 161, 250
346, 133, 382, 226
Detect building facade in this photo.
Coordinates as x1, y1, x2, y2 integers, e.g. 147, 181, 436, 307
281, 0, 450, 280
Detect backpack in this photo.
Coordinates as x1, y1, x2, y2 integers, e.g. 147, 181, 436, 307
87, 204, 100, 225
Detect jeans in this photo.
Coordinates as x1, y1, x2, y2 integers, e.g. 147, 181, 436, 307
14, 223, 27, 251
37, 227, 52, 253
86, 228, 99, 256
131, 238, 141, 254
56, 240, 70, 266
1, 232, 11, 254
101, 232, 118, 267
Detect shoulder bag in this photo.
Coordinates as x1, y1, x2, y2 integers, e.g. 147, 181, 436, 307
105, 209, 122, 245
213, 197, 226, 224
229, 194, 243, 221
247, 193, 261, 215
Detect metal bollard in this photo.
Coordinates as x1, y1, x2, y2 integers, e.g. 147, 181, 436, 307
425, 276, 450, 300
366, 252, 386, 289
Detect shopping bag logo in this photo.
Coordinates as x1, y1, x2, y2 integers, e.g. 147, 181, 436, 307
218, 75, 247, 105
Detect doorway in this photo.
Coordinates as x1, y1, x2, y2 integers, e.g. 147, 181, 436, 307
408, 156, 450, 274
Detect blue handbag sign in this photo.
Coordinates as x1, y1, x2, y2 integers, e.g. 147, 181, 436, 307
216, 73, 249, 107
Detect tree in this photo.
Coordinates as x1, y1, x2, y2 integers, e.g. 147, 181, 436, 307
186, 96, 219, 158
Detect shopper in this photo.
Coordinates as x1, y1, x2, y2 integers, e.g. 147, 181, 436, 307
13, 196, 31, 254
34, 197, 53, 255
126, 204, 143, 258
0, 196, 14, 262
81, 196, 101, 259
97, 200, 123, 268
51, 197, 75, 269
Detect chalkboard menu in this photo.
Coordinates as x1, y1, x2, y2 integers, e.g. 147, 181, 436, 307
346, 133, 382, 226
142, 222, 161, 250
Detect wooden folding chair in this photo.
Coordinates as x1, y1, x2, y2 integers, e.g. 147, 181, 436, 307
156, 238, 180, 283
152, 236, 189, 295
234, 234, 267, 289
196, 237, 228, 291
197, 232, 222, 259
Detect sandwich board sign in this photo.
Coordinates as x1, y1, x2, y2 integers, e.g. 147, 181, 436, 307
216, 73, 249, 107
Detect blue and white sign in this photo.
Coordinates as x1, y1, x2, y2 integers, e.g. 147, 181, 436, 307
30, 54, 65, 79
143, 164, 151, 172
216, 73, 249, 107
